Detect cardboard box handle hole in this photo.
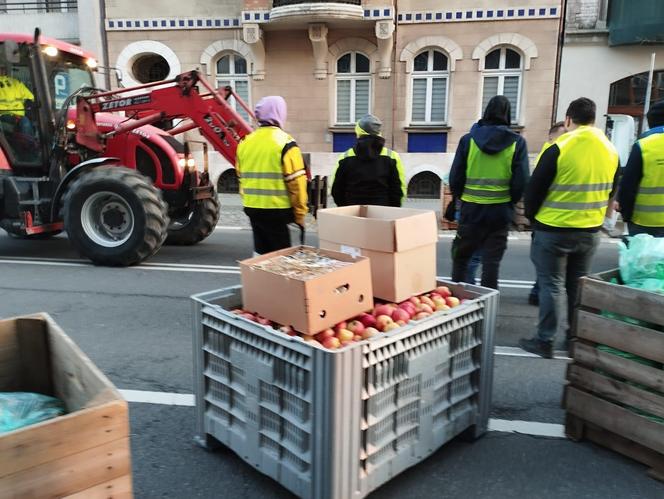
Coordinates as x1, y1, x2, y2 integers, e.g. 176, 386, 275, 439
319, 310, 326, 318
335, 284, 350, 294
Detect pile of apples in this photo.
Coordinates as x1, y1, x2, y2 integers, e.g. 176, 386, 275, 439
229, 285, 464, 350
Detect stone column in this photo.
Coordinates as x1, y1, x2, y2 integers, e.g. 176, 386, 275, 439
309, 23, 329, 80
243, 24, 265, 81
375, 20, 394, 79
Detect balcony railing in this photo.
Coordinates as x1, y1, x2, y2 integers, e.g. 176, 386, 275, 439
272, 0, 361, 6
0, 1, 78, 13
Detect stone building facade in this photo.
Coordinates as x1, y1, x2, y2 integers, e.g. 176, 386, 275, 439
103, 0, 561, 197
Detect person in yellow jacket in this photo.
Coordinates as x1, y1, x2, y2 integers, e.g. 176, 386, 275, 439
528, 121, 566, 306
330, 114, 406, 206
0, 68, 34, 136
521, 98, 619, 358
236, 96, 308, 255
618, 100, 664, 237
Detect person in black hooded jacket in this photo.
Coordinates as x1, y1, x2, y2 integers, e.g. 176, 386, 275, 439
331, 114, 406, 207
449, 96, 530, 289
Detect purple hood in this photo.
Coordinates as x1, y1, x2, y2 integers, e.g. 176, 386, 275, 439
254, 96, 287, 128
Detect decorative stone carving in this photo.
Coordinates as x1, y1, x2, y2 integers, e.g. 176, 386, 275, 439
309, 23, 329, 80
375, 20, 394, 79
242, 23, 266, 80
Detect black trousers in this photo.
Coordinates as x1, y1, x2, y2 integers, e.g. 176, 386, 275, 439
451, 223, 509, 290
244, 207, 293, 255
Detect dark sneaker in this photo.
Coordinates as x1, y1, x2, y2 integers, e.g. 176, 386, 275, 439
519, 338, 553, 359
528, 294, 539, 306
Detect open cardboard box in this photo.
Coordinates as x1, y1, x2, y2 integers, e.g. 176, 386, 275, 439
239, 246, 374, 334
318, 205, 438, 303
0, 314, 132, 498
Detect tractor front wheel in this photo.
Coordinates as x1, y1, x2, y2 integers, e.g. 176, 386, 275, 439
165, 196, 220, 245
63, 167, 169, 266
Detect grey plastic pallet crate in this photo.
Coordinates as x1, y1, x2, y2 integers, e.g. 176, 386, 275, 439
192, 279, 498, 499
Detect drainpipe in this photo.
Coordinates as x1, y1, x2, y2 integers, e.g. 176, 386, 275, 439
99, 0, 111, 89
391, 1, 398, 150
551, 0, 567, 123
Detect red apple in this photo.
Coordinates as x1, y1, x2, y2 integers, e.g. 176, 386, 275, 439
398, 301, 417, 316
336, 328, 354, 342
373, 304, 395, 317
416, 303, 434, 314
334, 321, 347, 331
396, 320, 407, 327
446, 296, 461, 308
321, 336, 341, 349
240, 312, 256, 321
435, 286, 452, 298
361, 327, 379, 339
375, 315, 394, 331
391, 307, 410, 323
353, 335, 362, 341
408, 296, 421, 306
357, 313, 377, 328
316, 328, 336, 341
340, 340, 353, 347
347, 320, 365, 335
414, 312, 431, 320
230, 309, 244, 315
419, 295, 435, 308
383, 322, 400, 332
302, 336, 322, 347
256, 316, 272, 326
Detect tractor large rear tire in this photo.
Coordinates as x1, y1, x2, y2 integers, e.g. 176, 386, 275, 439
165, 196, 220, 245
63, 166, 169, 266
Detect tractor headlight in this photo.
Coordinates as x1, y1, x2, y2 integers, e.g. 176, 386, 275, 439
86, 58, 98, 69
43, 46, 59, 57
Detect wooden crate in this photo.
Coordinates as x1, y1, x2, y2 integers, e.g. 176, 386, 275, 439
0, 314, 132, 498
564, 270, 664, 482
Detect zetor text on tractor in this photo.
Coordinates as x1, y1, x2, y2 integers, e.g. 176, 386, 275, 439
0, 30, 256, 265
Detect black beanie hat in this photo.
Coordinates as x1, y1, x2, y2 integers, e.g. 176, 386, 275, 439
647, 100, 664, 128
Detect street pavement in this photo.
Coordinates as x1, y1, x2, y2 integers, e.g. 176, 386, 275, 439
0, 197, 661, 498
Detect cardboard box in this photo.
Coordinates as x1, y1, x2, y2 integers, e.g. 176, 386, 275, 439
240, 246, 373, 334
0, 314, 132, 498
318, 205, 438, 302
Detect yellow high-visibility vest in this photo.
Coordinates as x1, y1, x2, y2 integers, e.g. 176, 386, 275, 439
0, 76, 33, 117
461, 139, 514, 204
633, 131, 664, 227
536, 126, 618, 228
237, 126, 293, 209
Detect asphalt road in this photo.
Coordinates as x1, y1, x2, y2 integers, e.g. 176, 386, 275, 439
1, 227, 661, 498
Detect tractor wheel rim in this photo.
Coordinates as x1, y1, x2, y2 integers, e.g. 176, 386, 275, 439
80, 191, 135, 248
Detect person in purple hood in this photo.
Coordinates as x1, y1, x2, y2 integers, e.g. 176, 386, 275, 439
236, 96, 308, 254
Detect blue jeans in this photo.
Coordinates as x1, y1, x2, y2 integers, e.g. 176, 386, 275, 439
467, 250, 482, 283
531, 230, 599, 344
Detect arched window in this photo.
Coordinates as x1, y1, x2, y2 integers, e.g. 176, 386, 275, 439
481, 47, 522, 123
411, 49, 449, 124
215, 53, 250, 121
335, 52, 371, 124
407, 171, 441, 199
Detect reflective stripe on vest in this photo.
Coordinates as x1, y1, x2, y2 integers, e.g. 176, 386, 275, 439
633, 132, 664, 227
237, 127, 293, 209
535, 126, 618, 228
461, 139, 514, 204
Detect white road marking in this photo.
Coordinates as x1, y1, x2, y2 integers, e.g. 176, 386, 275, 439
0, 258, 241, 274
117, 388, 566, 439
488, 418, 566, 438
119, 389, 195, 406
494, 346, 571, 360
215, 225, 245, 230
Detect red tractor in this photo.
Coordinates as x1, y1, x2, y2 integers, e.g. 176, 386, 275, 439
0, 30, 257, 265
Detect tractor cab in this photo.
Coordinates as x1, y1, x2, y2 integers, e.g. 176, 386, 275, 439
0, 33, 97, 173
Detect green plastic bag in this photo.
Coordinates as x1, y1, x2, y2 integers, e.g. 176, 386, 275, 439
619, 234, 664, 293
0, 392, 66, 433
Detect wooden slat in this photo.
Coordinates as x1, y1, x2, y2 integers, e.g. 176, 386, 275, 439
572, 342, 664, 393
567, 364, 664, 419
63, 474, 133, 498
0, 400, 128, 477
575, 310, 664, 365
0, 437, 130, 498
579, 275, 664, 327
565, 387, 664, 455
583, 422, 664, 482
47, 316, 122, 412
16, 318, 53, 395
